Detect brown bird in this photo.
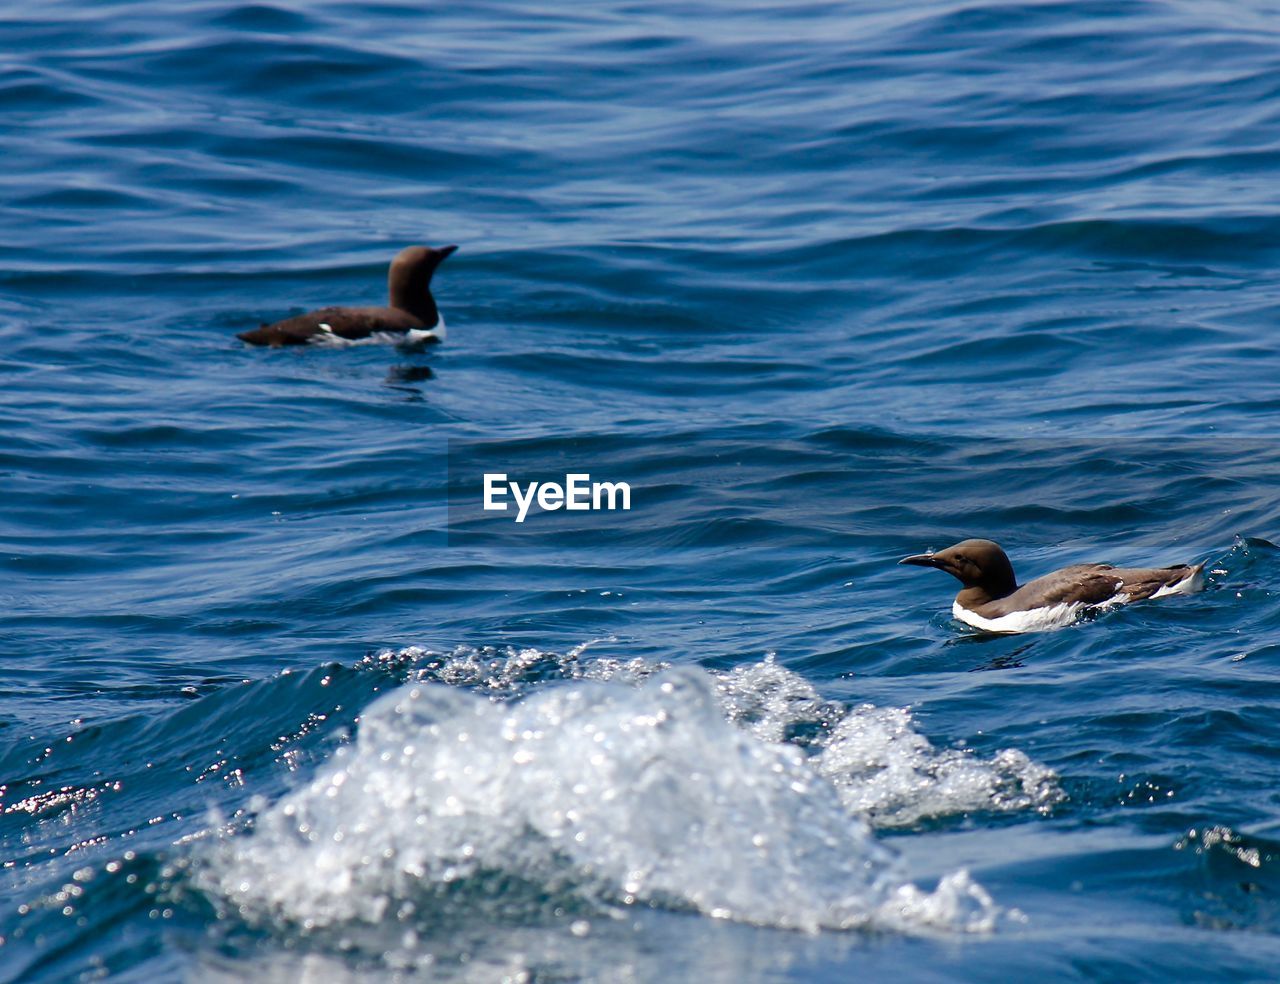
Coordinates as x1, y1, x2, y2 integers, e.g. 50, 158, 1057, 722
899, 538, 1205, 633
237, 244, 457, 347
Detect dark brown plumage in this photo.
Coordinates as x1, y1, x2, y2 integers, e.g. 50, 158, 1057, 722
237, 244, 457, 347
899, 538, 1205, 632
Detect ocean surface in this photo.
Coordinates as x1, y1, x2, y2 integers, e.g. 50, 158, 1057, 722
3, 0, 1280, 980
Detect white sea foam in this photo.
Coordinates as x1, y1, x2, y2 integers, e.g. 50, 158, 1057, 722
815, 706, 1060, 825
713, 657, 1061, 825
358, 646, 1062, 828
192, 665, 1012, 939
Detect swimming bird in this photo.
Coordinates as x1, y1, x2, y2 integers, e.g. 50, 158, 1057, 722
899, 538, 1205, 633
236, 244, 457, 347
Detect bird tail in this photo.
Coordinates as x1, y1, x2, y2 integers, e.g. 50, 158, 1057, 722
1180, 561, 1207, 594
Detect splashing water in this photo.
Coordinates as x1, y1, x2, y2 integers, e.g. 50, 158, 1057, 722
190, 664, 1030, 944
714, 658, 1062, 827
366, 645, 1063, 827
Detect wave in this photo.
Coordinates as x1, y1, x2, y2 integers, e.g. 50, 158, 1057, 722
178, 652, 1059, 955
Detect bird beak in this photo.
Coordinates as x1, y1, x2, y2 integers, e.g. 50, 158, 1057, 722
899, 553, 943, 569
437, 244, 459, 259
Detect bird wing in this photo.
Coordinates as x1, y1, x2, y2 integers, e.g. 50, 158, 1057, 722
999, 561, 1203, 613
1001, 564, 1126, 611
238, 307, 423, 346
1111, 563, 1205, 601
307, 307, 423, 339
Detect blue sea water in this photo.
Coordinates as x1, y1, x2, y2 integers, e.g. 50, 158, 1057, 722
4, 0, 1280, 979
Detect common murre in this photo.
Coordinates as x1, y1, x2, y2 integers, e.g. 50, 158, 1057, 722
236, 244, 457, 347
899, 538, 1205, 633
